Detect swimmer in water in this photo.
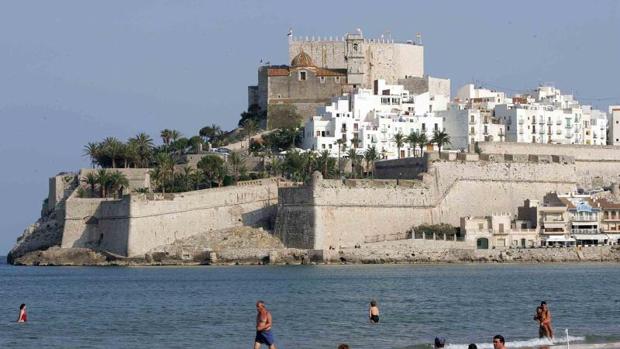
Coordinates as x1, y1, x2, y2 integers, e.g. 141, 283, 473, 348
369, 300, 380, 323
540, 301, 554, 339
17, 304, 27, 323
254, 300, 277, 349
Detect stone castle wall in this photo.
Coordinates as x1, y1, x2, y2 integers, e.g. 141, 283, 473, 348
289, 39, 424, 88
479, 142, 620, 188
61, 179, 279, 257
276, 156, 578, 250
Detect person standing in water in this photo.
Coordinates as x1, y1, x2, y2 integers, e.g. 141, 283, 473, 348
368, 300, 380, 323
534, 305, 547, 338
540, 301, 554, 339
254, 301, 277, 349
17, 304, 27, 323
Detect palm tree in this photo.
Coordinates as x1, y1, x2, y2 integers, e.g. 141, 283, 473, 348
81, 172, 98, 197
431, 130, 451, 154
108, 171, 129, 198
418, 132, 429, 157
101, 137, 123, 168
170, 130, 182, 142
393, 132, 406, 159
153, 153, 175, 192
346, 148, 359, 178
228, 151, 246, 182
364, 146, 378, 177
407, 132, 420, 157
160, 129, 172, 145
188, 136, 203, 153
242, 119, 259, 152
83, 142, 101, 168
129, 133, 154, 167
336, 139, 346, 175
351, 137, 361, 149
149, 167, 164, 194
95, 169, 111, 197
317, 150, 331, 178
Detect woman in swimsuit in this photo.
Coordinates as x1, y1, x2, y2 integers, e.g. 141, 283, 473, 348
369, 300, 380, 323
17, 304, 27, 323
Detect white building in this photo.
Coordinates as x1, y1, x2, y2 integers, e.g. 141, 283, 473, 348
303, 80, 447, 159
608, 105, 620, 145
493, 85, 608, 145
437, 84, 507, 150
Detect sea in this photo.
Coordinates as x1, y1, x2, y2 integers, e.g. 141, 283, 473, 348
1, 258, 619, 349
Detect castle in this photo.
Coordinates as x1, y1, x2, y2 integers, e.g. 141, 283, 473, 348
9, 142, 620, 262
248, 29, 449, 128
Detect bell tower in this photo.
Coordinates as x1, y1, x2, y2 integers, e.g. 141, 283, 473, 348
345, 29, 364, 86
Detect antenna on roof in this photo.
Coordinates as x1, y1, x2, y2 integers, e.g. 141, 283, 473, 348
416, 32, 422, 45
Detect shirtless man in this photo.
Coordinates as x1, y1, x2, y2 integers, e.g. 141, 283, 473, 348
17, 304, 27, 323
369, 300, 380, 323
254, 301, 277, 349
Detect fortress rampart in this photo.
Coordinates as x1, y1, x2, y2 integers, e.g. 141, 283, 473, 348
275, 153, 578, 250
61, 177, 279, 257
478, 142, 620, 188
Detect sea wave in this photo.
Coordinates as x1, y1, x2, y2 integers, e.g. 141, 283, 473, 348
443, 335, 585, 349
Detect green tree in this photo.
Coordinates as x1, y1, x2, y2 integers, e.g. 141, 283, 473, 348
364, 146, 378, 177
417, 132, 429, 156
188, 136, 204, 153
160, 129, 173, 145
239, 104, 266, 127
83, 142, 101, 168
129, 133, 154, 167
346, 148, 360, 178
407, 132, 420, 157
81, 172, 98, 197
431, 130, 451, 154
151, 153, 175, 193
101, 137, 124, 168
197, 155, 227, 187
242, 119, 259, 152
393, 132, 406, 159
108, 171, 129, 198
336, 139, 346, 175
95, 169, 111, 197
228, 151, 246, 182
170, 130, 182, 142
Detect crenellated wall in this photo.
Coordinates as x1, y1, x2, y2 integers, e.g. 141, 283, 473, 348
479, 142, 620, 188
61, 179, 280, 257
276, 155, 579, 250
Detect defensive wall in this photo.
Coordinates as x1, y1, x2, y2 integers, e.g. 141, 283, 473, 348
478, 142, 620, 188
61, 178, 279, 257
276, 154, 578, 250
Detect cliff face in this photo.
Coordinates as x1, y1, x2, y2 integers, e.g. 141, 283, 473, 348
7, 173, 77, 264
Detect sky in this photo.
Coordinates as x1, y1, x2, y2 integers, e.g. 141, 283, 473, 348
1, 0, 619, 254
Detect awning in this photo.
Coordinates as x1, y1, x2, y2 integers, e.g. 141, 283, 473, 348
545, 236, 576, 242
605, 234, 620, 240
572, 234, 607, 241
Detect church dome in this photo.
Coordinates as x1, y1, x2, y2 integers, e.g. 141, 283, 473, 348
291, 51, 314, 67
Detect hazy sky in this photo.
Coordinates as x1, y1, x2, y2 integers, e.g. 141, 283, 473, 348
1, 1, 619, 253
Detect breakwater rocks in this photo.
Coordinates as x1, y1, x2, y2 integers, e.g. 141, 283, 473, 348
10, 245, 620, 266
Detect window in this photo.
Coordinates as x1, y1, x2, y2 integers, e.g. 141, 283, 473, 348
328, 144, 332, 149
434, 123, 438, 131
499, 223, 504, 233
321, 144, 326, 149
299, 71, 307, 81
316, 131, 320, 137
478, 223, 484, 230
422, 123, 426, 131
319, 76, 325, 83
470, 115, 475, 123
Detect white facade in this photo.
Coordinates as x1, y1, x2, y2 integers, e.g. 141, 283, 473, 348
492, 85, 608, 145
609, 105, 620, 145
303, 80, 447, 159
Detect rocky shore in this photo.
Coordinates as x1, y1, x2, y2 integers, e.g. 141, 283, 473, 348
9, 244, 620, 266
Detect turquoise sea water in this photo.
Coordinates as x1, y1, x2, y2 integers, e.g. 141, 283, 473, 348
1, 258, 619, 349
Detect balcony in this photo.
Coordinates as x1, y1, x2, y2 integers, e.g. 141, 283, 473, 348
572, 228, 600, 235
518, 119, 524, 125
